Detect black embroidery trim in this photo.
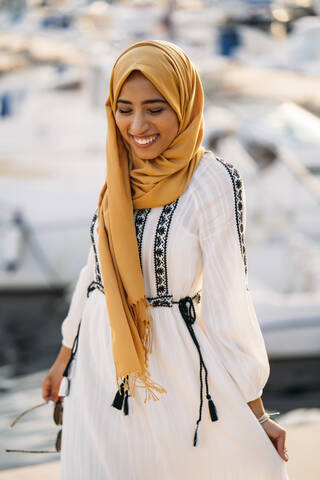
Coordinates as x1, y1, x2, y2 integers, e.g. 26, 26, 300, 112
215, 157, 248, 277
87, 210, 104, 296
134, 208, 151, 272
147, 294, 173, 308
153, 199, 179, 305
147, 291, 201, 308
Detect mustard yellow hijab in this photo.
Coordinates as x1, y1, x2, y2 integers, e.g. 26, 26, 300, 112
97, 40, 205, 403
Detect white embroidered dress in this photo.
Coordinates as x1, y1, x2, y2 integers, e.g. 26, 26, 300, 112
60, 151, 289, 480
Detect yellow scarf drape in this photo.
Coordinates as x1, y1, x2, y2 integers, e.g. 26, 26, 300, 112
97, 40, 205, 403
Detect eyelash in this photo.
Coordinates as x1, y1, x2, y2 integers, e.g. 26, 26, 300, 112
118, 108, 164, 114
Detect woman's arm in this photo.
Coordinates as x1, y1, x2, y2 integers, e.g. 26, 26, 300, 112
248, 396, 288, 462
197, 156, 288, 461
42, 244, 95, 402
61, 246, 95, 348
198, 160, 270, 404
247, 396, 264, 418
42, 345, 72, 402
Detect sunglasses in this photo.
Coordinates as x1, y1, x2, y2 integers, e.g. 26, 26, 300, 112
4, 399, 63, 454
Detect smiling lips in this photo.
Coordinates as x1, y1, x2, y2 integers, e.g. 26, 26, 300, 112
130, 134, 159, 147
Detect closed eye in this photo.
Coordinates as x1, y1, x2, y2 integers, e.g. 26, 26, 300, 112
118, 108, 164, 114
149, 108, 164, 114
118, 108, 132, 114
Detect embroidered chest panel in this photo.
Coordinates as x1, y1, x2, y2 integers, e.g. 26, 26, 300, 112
152, 198, 179, 306
88, 202, 179, 300
135, 199, 179, 307
216, 156, 248, 277
134, 208, 151, 272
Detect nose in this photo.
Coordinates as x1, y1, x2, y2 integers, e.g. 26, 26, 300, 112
129, 112, 149, 135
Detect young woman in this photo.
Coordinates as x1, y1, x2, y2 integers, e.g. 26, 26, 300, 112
43, 40, 289, 479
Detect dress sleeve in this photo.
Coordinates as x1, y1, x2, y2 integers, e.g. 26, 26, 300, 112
197, 158, 270, 403
61, 246, 95, 348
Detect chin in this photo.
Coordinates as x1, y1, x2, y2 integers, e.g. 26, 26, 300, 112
133, 148, 160, 160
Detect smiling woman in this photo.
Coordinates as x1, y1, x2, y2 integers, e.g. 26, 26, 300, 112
115, 71, 179, 160
42, 40, 289, 480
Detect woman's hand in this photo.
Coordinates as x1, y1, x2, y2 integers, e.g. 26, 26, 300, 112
42, 346, 72, 403
261, 418, 288, 462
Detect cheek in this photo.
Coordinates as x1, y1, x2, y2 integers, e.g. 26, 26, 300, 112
114, 114, 127, 137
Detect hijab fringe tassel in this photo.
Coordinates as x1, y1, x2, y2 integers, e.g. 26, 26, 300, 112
115, 297, 167, 404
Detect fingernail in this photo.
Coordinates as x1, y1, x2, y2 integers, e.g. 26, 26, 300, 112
284, 453, 288, 460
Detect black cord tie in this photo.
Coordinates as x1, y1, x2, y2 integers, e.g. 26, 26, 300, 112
63, 321, 81, 378
178, 296, 218, 446
112, 376, 130, 415
87, 281, 103, 297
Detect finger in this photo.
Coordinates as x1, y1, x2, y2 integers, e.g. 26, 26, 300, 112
42, 377, 52, 402
276, 432, 288, 462
52, 379, 64, 403
51, 388, 60, 403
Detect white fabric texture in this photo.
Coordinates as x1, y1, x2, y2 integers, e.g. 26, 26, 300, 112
60, 151, 289, 479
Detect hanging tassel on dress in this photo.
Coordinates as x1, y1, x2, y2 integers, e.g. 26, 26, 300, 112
207, 394, 218, 421
178, 296, 218, 447
123, 388, 129, 415
112, 382, 125, 410
193, 420, 201, 447
112, 376, 130, 415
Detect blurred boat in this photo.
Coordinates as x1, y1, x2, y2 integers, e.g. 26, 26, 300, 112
0, 64, 106, 294
234, 15, 320, 76
254, 290, 320, 359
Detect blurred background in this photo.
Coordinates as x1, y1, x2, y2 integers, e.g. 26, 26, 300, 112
0, 0, 319, 476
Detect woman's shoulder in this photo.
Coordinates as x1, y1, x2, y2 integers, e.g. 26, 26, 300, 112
191, 149, 243, 201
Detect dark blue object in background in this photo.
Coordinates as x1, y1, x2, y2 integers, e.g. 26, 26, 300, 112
1, 91, 12, 117
41, 14, 72, 29
218, 25, 241, 57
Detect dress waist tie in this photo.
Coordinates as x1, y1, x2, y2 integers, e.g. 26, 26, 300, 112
178, 295, 218, 446
111, 290, 219, 446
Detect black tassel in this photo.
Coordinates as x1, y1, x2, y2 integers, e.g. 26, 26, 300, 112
123, 390, 129, 416
207, 395, 218, 422
112, 383, 124, 410
193, 421, 200, 447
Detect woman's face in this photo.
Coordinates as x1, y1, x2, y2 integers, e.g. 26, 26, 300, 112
115, 71, 179, 160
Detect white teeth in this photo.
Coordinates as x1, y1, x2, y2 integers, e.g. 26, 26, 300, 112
133, 135, 157, 145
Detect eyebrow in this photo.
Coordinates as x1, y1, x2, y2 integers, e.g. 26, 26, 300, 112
116, 98, 168, 105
